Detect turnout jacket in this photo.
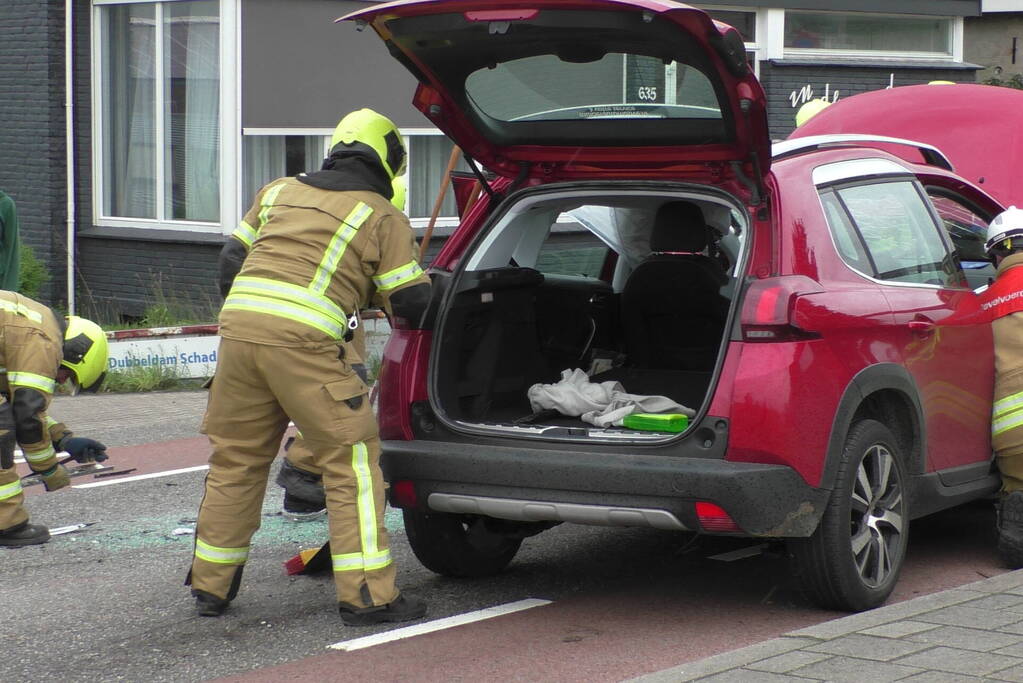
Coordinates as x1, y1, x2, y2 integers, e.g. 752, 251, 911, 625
220, 177, 428, 347
0, 291, 72, 473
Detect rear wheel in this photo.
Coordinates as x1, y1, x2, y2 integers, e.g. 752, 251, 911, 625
403, 509, 523, 577
788, 419, 909, 611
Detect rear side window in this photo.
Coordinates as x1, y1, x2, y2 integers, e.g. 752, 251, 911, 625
820, 191, 870, 272
835, 181, 959, 287
535, 230, 611, 279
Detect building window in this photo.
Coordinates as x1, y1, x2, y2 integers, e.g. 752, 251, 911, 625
700, 7, 759, 75
242, 135, 328, 207
406, 133, 470, 224
784, 11, 952, 57
96, 0, 221, 226
240, 131, 469, 227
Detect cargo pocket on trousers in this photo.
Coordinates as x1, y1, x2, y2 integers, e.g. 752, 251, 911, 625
324, 376, 376, 444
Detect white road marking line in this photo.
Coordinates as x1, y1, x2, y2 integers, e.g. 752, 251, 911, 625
328, 598, 552, 651
73, 465, 209, 488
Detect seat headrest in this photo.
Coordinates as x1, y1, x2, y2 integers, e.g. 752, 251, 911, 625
650, 201, 710, 253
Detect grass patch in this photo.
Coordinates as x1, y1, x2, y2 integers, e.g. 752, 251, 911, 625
101, 355, 185, 393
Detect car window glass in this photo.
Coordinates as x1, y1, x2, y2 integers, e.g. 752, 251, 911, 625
465, 54, 722, 123
535, 225, 611, 279
820, 190, 872, 274
928, 195, 990, 263
837, 181, 957, 287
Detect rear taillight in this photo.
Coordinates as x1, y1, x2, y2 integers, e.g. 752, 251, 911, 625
740, 275, 823, 342
376, 330, 431, 440
695, 501, 742, 533
391, 480, 418, 508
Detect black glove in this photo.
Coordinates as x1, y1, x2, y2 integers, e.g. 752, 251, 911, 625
58, 437, 108, 463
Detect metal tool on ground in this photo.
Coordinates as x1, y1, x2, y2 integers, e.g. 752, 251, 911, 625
20, 457, 112, 487
49, 522, 95, 536
93, 467, 137, 479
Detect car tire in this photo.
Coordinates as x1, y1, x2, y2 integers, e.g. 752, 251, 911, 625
403, 509, 523, 578
788, 419, 910, 612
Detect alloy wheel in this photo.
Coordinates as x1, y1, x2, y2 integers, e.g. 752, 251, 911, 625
849, 443, 905, 588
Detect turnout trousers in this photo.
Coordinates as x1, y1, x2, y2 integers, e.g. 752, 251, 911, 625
0, 467, 27, 532
189, 337, 399, 607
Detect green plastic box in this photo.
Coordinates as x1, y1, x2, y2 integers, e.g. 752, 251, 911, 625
621, 413, 689, 433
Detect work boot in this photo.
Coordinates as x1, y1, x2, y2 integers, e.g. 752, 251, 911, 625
0, 521, 50, 547
282, 493, 327, 522
276, 460, 326, 521
339, 594, 427, 626
998, 491, 1023, 569
192, 589, 230, 617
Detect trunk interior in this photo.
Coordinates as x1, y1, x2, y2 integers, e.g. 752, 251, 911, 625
432, 186, 747, 438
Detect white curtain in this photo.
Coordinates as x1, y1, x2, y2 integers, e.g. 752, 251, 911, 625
167, 1, 220, 222
408, 135, 470, 219
105, 4, 156, 219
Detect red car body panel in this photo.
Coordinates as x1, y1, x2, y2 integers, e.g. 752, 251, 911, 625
351, 3, 1005, 561
790, 83, 1023, 209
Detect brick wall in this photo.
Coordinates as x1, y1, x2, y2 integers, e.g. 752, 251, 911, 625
0, 0, 67, 305
760, 62, 980, 140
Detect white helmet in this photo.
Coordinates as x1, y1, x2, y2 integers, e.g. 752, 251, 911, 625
985, 206, 1023, 256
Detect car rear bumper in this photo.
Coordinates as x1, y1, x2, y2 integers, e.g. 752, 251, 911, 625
382, 440, 829, 537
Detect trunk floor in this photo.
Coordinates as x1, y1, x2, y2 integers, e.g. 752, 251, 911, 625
474, 367, 712, 427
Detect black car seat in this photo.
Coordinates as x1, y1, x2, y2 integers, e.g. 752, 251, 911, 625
621, 200, 730, 371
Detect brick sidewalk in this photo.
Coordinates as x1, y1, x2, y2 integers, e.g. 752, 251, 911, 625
630, 570, 1023, 682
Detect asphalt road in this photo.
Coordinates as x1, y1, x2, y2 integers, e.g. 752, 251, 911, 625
0, 391, 1009, 682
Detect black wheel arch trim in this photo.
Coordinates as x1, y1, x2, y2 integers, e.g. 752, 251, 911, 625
820, 363, 926, 492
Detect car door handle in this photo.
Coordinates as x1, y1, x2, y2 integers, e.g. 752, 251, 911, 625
908, 319, 936, 336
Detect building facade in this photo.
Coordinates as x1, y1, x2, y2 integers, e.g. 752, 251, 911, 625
0, 0, 1006, 321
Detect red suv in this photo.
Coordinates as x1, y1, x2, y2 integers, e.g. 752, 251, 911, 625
344, 0, 1004, 611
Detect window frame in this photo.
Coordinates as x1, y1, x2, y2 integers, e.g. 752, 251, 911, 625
781, 10, 960, 63
819, 176, 965, 289
697, 5, 760, 77
236, 127, 466, 231
91, 0, 239, 234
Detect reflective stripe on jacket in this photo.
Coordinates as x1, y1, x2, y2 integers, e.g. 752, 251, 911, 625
991, 254, 1023, 458
220, 178, 428, 345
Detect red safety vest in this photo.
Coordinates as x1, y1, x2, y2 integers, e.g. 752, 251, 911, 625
980, 265, 1023, 321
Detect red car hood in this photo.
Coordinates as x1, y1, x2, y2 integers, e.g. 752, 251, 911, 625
790, 83, 1023, 209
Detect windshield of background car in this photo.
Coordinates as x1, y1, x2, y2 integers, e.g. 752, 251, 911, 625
465, 54, 722, 123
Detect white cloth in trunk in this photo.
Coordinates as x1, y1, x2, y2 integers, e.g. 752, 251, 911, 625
527, 368, 695, 428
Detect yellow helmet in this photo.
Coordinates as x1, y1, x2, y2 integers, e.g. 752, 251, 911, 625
795, 98, 832, 127
391, 176, 407, 212
330, 108, 407, 180
61, 316, 109, 392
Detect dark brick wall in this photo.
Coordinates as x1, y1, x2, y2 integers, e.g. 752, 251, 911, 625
76, 235, 222, 322
0, 0, 67, 306
760, 62, 980, 140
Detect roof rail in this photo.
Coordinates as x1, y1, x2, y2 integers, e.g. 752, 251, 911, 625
771, 134, 954, 172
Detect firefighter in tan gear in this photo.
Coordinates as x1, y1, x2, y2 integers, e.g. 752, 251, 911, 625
189, 109, 430, 625
0, 293, 109, 546
984, 207, 1023, 569
218, 179, 407, 521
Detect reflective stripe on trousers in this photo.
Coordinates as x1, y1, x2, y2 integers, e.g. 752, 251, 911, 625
0, 479, 22, 501
994, 389, 1023, 437
194, 538, 250, 565
331, 441, 392, 573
